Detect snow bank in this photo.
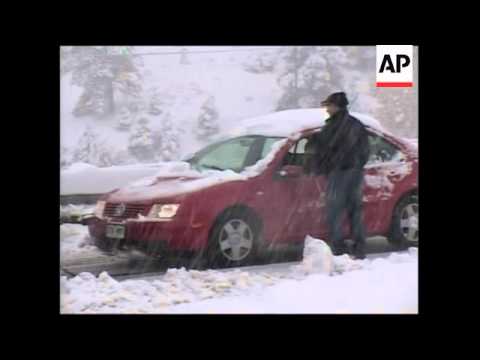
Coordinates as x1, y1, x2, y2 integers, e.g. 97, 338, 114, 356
61, 162, 165, 195
60, 204, 95, 218
168, 241, 417, 314
60, 233, 418, 314
60, 224, 100, 259
61, 267, 285, 314
169, 255, 417, 314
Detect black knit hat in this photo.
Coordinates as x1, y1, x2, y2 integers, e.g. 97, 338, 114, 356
320, 92, 349, 108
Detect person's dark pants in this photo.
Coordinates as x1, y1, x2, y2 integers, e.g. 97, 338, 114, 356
325, 168, 366, 256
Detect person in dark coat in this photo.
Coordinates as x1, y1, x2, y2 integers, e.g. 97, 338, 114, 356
310, 92, 370, 259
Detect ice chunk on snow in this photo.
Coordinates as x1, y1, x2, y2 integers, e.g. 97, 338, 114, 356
332, 254, 363, 273
77, 272, 96, 282
151, 294, 171, 307
388, 252, 414, 264
294, 235, 334, 275
98, 271, 118, 286
293, 235, 366, 276
408, 247, 418, 256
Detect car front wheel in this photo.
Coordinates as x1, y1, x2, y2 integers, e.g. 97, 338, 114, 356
205, 208, 261, 268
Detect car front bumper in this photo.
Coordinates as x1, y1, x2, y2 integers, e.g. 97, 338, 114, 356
85, 215, 209, 255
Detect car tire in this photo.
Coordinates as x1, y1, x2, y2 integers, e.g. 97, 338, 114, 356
388, 193, 418, 250
93, 236, 121, 254
283, 242, 305, 262
204, 207, 261, 269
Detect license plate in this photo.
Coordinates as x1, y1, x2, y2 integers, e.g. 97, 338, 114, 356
106, 224, 125, 239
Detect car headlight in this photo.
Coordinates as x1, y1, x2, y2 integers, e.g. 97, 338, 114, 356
148, 204, 180, 218
94, 201, 106, 218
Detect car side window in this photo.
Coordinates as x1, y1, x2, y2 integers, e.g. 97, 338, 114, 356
283, 137, 312, 170
261, 137, 283, 158
367, 134, 405, 164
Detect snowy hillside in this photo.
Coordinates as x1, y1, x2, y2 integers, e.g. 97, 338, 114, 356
60, 46, 418, 169
61, 47, 281, 167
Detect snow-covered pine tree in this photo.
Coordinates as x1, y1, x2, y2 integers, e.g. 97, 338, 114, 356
128, 117, 156, 162
61, 46, 143, 118
111, 148, 135, 165
196, 96, 220, 141
72, 126, 97, 164
243, 46, 374, 112
159, 113, 180, 161
338, 47, 379, 114
275, 46, 352, 110
116, 105, 134, 131
72, 127, 114, 167
60, 146, 71, 169
147, 87, 163, 116
243, 49, 277, 74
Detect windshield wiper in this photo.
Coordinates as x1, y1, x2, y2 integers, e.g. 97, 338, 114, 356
202, 165, 225, 171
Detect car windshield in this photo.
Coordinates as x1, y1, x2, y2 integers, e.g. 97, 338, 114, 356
186, 135, 284, 173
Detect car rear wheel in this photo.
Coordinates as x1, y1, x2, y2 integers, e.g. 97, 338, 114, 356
388, 193, 418, 249
205, 208, 261, 268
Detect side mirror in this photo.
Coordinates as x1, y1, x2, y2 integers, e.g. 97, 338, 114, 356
278, 165, 303, 178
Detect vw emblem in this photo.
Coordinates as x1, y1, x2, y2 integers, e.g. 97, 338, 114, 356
114, 203, 126, 216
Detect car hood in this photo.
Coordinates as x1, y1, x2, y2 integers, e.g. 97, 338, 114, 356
106, 171, 246, 203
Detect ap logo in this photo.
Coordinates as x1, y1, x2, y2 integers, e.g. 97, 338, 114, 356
376, 45, 414, 87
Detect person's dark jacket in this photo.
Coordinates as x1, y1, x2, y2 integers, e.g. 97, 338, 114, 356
311, 109, 370, 176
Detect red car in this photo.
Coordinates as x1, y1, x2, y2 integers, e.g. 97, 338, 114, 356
86, 109, 418, 268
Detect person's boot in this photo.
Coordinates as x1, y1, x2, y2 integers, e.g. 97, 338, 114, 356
352, 242, 366, 260
331, 242, 348, 256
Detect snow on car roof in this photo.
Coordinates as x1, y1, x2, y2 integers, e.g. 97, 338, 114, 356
226, 108, 386, 138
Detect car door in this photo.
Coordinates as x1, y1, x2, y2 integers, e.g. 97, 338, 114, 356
247, 136, 322, 245
359, 132, 408, 236
368, 134, 412, 223
280, 136, 324, 242
243, 137, 304, 246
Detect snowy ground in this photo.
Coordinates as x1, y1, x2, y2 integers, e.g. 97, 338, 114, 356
60, 204, 95, 219
60, 223, 100, 259
60, 225, 418, 314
